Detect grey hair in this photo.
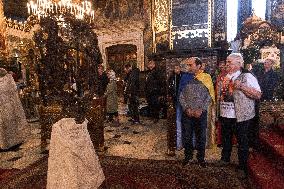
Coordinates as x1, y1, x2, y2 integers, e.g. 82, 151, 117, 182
227, 53, 244, 67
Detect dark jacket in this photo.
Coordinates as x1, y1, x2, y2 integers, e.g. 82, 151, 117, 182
125, 67, 140, 95
97, 72, 109, 97
145, 67, 165, 97
253, 68, 279, 101
168, 71, 181, 104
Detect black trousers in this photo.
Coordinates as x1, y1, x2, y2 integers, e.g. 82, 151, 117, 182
107, 112, 118, 121
128, 95, 139, 121
249, 101, 260, 149
146, 94, 160, 119
182, 111, 208, 162
220, 117, 251, 172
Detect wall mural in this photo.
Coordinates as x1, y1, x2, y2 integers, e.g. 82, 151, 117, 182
90, 0, 151, 71
171, 0, 212, 50
94, 0, 144, 21
152, 0, 170, 53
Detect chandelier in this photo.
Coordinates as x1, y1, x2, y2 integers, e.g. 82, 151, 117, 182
27, 0, 95, 21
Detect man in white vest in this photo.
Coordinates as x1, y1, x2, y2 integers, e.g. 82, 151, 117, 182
217, 53, 262, 178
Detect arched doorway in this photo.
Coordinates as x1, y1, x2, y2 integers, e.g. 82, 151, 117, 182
106, 44, 137, 98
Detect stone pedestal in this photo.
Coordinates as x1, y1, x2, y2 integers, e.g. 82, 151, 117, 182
0, 74, 27, 149
47, 118, 105, 189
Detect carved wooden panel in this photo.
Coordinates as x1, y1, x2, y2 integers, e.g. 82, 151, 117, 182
213, 0, 226, 45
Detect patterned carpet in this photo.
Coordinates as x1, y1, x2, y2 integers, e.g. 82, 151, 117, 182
0, 155, 249, 189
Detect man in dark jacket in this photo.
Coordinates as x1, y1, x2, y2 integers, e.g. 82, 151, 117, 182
251, 58, 279, 149
96, 64, 109, 97
145, 60, 166, 123
168, 65, 182, 107
124, 64, 140, 123
254, 58, 279, 101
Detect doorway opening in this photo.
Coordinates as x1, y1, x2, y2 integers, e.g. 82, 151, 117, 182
106, 44, 137, 79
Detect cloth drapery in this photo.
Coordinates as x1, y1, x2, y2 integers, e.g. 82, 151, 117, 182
0, 74, 27, 149
47, 118, 105, 189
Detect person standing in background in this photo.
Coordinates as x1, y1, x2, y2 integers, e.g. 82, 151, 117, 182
215, 60, 228, 146
124, 64, 140, 124
176, 61, 194, 151
250, 58, 279, 149
195, 61, 215, 149
96, 64, 109, 97
105, 70, 119, 126
253, 58, 279, 101
167, 65, 182, 156
145, 60, 165, 123
168, 65, 182, 108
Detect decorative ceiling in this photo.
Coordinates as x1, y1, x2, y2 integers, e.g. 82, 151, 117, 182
3, 0, 142, 21
3, 0, 32, 20
3, 1, 100, 20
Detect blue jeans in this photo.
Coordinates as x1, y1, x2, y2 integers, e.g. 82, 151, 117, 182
182, 111, 207, 162
221, 117, 250, 172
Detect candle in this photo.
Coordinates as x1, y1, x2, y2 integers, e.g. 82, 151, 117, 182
27, 3, 30, 14
55, 3, 57, 13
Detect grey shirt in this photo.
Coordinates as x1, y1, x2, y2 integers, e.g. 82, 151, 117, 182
179, 79, 211, 112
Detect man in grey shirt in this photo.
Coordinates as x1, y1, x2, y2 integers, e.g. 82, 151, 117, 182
179, 57, 211, 167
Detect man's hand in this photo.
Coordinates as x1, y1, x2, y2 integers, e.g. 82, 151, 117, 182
234, 80, 242, 90
192, 109, 203, 118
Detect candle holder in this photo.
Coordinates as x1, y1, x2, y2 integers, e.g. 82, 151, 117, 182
27, 0, 95, 22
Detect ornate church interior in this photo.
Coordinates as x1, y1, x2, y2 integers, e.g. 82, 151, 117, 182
0, 0, 284, 188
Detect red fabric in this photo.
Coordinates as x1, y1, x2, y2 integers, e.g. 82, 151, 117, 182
0, 168, 18, 183
248, 151, 284, 189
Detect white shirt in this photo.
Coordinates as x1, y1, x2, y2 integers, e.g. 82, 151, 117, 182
220, 70, 261, 119
220, 71, 241, 118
